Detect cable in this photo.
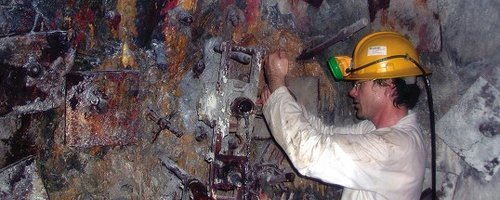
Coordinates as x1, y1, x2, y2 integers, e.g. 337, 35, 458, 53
346, 54, 437, 199
350, 55, 437, 199
422, 76, 437, 200
414, 60, 437, 200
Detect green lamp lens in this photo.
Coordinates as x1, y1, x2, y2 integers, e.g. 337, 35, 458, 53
328, 57, 344, 81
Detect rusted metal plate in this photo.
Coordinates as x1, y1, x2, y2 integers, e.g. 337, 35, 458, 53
369, 0, 441, 52
65, 71, 140, 147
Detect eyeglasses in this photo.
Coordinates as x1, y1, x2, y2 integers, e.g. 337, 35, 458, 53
352, 79, 375, 90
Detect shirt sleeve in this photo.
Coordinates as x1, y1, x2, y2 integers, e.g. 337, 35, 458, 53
262, 86, 406, 192
299, 102, 371, 136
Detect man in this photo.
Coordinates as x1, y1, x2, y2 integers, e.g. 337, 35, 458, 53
259, 32, 431, 200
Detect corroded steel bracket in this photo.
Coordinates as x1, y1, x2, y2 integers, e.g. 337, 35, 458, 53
207, 42, 265, 200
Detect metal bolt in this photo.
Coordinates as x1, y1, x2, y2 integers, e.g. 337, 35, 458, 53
178, 11, 193, 26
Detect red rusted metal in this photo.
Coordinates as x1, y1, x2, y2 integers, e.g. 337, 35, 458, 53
65, 71, 140, 147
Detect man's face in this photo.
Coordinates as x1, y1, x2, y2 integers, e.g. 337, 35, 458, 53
348, 80, 386, 120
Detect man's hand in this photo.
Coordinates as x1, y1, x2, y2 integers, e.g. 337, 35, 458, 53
265, 50, 289, 92
256, 86, 271, 105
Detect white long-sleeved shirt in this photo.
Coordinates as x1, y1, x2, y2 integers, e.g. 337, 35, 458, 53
263, 87, 426, 200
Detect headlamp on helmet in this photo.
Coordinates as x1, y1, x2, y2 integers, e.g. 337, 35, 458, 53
327, 31, 432, 81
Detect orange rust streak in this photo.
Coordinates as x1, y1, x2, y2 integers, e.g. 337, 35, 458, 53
88, 24, 96, 49
117, 0, 138, 39
164, 26, 189, 78
232, 25, 243, 43
121, 42, 138, 68
180, 0, 197, 12
117, 0, 139, 69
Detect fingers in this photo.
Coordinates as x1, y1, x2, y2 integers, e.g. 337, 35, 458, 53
264, 50, 288, 92
278, 49, 286, 59
256, 86, 271, 105
262, 87, 270, 100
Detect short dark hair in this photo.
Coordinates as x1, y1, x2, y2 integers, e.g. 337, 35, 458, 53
374, 78, 421, 109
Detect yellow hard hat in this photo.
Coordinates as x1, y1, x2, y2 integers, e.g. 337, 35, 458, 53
328, 31, 432, 81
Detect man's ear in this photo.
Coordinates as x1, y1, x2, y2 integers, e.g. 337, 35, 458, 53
383, 79, 396, 97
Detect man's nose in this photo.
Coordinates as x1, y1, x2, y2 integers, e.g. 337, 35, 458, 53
349, 87, 358, 98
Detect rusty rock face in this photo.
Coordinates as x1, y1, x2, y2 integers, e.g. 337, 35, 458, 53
0, 32, 73, 116
0, 156, 49, 200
